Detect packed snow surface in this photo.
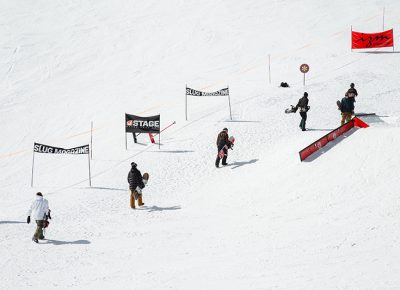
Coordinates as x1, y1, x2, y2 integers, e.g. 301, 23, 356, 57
1, 0, 400, 289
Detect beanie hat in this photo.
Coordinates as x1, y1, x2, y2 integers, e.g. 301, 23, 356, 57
36, 192, 43, 196
223, 128, 228, 132
131, 162, 137, 168
304, 92, 308, 97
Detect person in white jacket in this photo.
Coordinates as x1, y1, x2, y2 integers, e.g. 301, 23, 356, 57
27, 192, 51, 243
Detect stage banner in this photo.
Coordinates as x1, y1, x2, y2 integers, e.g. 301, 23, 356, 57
125, 114, 160, 133
352, 29, 394, 49
34, 143, 89, 154
186, 87, 229, 97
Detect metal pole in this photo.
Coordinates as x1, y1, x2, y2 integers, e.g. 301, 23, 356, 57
158, 133, 161, 149
90, 121, 93, 159
351, 25, 353, 52
125, 113, 127, 150
88, 151, 92, 187
31, 150, 35, 187
185, 85, 188, 121
383, 7, 385, 31
268, 54, 271, 84
227, 86, 232, 120
303, 73, 305, 86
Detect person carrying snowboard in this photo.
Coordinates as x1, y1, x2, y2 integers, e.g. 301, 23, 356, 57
27, 192, 51, 243
128, 162, 145, 209
339, 93, 355, 125
294, 92, 310, 131
215, 128, 233, 168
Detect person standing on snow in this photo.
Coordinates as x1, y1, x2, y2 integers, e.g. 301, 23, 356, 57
128, 162, 145, 209
295, 92, 310, 131
215, 128, 233, 168
345, 83, 358, 99
27, 192, 51, 243
340, 94, 355, 125
345, 83, 358, 112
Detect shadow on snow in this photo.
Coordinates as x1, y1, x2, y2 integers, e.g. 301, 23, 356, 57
44, 239, 91, 245
227, 159, 259, 169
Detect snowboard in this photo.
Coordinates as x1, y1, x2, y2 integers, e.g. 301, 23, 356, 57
218, 136, 235, 158
336, 100, 341, 110
285, 105, 296, 114
135, 172, 149, 194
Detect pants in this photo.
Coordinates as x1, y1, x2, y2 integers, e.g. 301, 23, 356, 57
34, 220, 45, 239
215, 147, 228, 167
299, 112, 307, 131
341, 112, 352, 125
130, 190, 144, 209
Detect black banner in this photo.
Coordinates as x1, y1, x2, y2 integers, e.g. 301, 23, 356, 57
125, 114, 160, 133
186, 87, 229, 97
34, 143, 89, 154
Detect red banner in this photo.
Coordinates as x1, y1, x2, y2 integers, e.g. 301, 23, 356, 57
352, 29, 394, 49
299, 118, 369, 161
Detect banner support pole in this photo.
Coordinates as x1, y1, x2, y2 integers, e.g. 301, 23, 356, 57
268, 54, 271, 85
227, 86, 232, 120
31, 150, 35, 187
185, 85, 188, 121
383, 7, 385, 31
351, 25, 353, 52
90, 121, 93, 159
303, 73, 305, 86
88, 151, 92, 187
125, 113, 127, 150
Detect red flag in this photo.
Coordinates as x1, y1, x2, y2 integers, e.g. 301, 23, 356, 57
352, 29, 394, 49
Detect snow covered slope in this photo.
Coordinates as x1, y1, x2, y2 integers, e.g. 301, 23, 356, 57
1, 0, 400, 289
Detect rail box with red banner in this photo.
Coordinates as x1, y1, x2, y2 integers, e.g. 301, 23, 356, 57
299, 117, 369, 161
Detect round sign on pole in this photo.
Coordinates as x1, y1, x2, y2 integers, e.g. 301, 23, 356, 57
300, 64, 309, 86
300, 64, 309, 73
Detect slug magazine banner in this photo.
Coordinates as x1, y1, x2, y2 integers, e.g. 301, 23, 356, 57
34, 143, 89, 154
31, 142, 91, 187
185, 86, 232, 120
186, 87, 229, 97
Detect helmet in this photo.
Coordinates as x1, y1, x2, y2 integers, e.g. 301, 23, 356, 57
223, 128, 228, 132
304, 92, 308, 97
350, 83, 355, 88
131, 162, 137, 168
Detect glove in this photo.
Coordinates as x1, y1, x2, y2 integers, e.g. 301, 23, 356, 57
136, 186, 142, 194
47, 210, 52, 220
27, 216, 30, 224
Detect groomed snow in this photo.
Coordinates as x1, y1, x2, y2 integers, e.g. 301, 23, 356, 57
1, 0, 400, 289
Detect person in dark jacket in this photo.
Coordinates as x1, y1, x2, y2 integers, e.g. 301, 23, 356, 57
345, 83, 358, 99
127, 162, 145, 209
295, 92, 309, 131
340, 94, 355, 125
215, 128, 232, 168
